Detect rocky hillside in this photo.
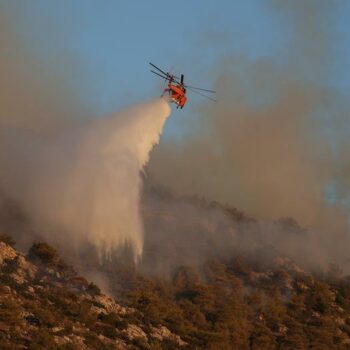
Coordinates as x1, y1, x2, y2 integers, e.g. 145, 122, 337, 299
2, 188, 350, 349
0, 237, 186, 350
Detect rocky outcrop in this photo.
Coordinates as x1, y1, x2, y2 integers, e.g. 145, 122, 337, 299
93, 294, 132, 315
151, 325, 188, 347
123, 324, 148, 342
0, 241, 37, 285
0, 241, 17, 264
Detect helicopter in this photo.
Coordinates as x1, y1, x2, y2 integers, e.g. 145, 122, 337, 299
150, 62, 216, 109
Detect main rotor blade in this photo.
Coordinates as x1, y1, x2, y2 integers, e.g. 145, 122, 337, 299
184, 85, 216, 93
171, 76, 182, 85
150, 70, 170, 80
150, 62, 182, 83
151, 70, 182, 85
149, 62, 169, 77
187, 87, 217, 102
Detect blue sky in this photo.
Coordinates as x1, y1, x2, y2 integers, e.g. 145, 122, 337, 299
1, 0, 350, 116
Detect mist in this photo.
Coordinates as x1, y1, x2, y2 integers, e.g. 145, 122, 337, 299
139, 184, 350, 277
141, 1, 350, 272
0, 9, 93, 133
147, 1, 349, 231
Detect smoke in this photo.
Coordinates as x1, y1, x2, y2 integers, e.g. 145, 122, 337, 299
140, 1, 350, 273
0, 9, 93, 133
147, 1, 349, 231
140, 184, 350, 277
141, 186, 238, 277
1, 1, 350, 278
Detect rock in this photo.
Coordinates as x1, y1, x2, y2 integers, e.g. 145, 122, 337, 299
295, 281, 309, 291
123, 324, 148, 342
278, 325, 288, 335
15, 255, 37, 278
151, 325, 187, 347
97, 334, 128, 350
0, 241, 17, 265
151, 325, 172, 340
8, 255, 37, 285
93, 294, 131, 315
90, 304, 107, 315
335, 317, 346, 326
53, 336, 67, 346
312, 311, 321, 319
114, 339, 129, 350
10, 272, 26, 284
52, 326, 64, 333
7, 253, 38, 286
256, 313, 265, 322
0, 285, 12, 294
34, 285, 44, 291
69, 334, 86, 347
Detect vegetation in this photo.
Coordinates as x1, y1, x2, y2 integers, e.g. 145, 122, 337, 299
108, 256, 350, 349
2, 233, 350, 348
28, 242, 61, 266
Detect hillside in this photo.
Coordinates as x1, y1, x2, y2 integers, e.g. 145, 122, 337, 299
2, 235, 350, 350
100, 243, 350, 349
0, 237, 185, 350
2, 189, 350, 349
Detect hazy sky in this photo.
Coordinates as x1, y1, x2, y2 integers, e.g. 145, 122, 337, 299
1, 0, 350, 141
2, 1, 350, 235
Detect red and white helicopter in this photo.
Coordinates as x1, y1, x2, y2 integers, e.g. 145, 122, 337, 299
150, 62, 216, 109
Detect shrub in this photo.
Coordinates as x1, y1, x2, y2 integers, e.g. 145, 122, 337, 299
28, 242, 60, 266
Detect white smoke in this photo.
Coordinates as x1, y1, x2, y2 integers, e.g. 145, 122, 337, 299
0, 98, 171, 261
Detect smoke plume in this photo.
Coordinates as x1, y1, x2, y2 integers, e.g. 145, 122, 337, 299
2, 1, 350, 277
141, 1, 350, 272
147, 1, 348, 231
141, 185, 349, 276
